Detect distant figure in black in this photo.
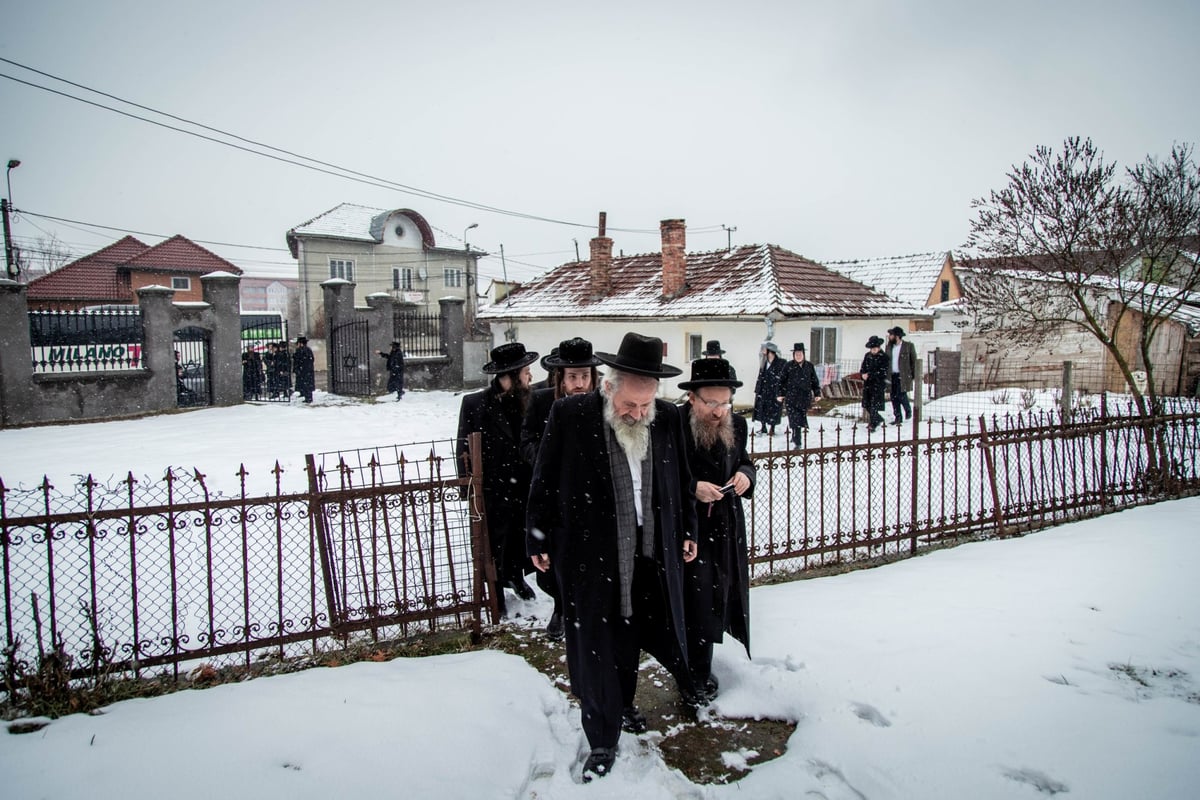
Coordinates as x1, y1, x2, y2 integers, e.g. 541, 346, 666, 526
702, 340, 726, 359
242, 349, 264, 401
856, 336, 889, 432
752, 341, 784, 437
376, 340, 406, 400
776, 342, 821, 447
292, 336, 315, 403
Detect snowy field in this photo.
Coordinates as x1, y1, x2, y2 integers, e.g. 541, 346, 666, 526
1, 389, 1198, 797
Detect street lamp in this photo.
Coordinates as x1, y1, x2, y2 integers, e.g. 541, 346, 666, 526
3, 159, 19, 278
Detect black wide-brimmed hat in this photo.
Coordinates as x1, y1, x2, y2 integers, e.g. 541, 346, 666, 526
887, 326, 906, 338
762, 341, 781, 355
482, 342, 539, 374
792, 342, 806, 353
295, 336, 308, 344
543, 337, 602, 369
595, 332, 682, 379
866, 335, 885, 348
702, 339, 726, 356
539, 346, 559, 371
679, 358, 742, 390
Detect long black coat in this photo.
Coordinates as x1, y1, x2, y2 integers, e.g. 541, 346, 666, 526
292, 345, 315, 394
860, 351, 889, 411
778, 358, 821, 416
680, 404, 753, 655
753, 357, 784, 427
526, 391, 697, 696
379, 349, 405, 394
457, 384, 533, 578
519, 387, 556, 467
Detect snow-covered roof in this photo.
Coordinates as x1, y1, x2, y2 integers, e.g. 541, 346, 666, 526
480, 243, 929, 321
286, 203, 437, 257
821, 251, 950, 308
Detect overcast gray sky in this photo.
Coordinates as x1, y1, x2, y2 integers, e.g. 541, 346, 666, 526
2, 0, 1197, 284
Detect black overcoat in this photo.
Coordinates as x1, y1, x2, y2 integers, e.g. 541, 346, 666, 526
778, 358, 821, 417
519, 387, 556, 467
860, 351, 888, 411
292, 345, 315, 395
753, 357, 785, 427
526, 391, 697, 696
680, 404, 754, 654
380, 349, 405, 393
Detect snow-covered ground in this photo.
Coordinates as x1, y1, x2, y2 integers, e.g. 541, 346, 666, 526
2, 390, 1198, 797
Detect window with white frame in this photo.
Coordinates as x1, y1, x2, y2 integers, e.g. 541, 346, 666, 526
329, 259, 354, 281
810, 327, 838, 365
171, 276, 191, 291
393, 267, 414, 291
443, 268, 464, 288
688, 334, 703, 361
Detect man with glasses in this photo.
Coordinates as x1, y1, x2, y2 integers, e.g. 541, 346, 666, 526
679, 358, 755, 703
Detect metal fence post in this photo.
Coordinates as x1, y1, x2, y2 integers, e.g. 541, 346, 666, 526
305, 453, 341, 629
977, 415, 1008, 536
1062, 360, 1074, 419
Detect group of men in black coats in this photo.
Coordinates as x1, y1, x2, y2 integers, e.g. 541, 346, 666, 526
457, 332, 755, 783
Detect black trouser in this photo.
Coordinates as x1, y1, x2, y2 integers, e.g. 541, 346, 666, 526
890, 374, 911, 420
571, 555, 688, 750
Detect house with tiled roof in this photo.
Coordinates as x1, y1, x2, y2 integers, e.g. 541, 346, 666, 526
286, 203, 478, 338
822, 251, 964, 320
480, 215, 930, 397
24, 234, 243, 310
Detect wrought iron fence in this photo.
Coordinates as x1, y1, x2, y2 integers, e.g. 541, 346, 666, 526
743, 403, 1200, 580
0, 436, 490, 691
393, 310, 446, 358
28, 307, 145, 374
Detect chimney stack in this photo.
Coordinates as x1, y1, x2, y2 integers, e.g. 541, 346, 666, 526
589, 211, 612, 296
660, 218, 687, 298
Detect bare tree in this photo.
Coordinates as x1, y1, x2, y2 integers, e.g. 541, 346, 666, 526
964, 137, 1200, 487
965, 137, 1199, 410
21, 233, 74, 279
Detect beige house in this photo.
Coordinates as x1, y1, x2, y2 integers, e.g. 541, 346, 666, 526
480, 215, 928, 401
287, 204, 480, 338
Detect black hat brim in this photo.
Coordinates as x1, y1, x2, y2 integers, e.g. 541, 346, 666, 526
679, 378, 743, 390
594, 352, 682, 379
542, 354, 602, 369
482, 351, 539, 374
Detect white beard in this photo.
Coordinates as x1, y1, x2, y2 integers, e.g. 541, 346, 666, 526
603, 394, 655, 462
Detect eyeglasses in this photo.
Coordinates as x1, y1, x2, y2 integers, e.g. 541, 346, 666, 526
699, 399, 732, 411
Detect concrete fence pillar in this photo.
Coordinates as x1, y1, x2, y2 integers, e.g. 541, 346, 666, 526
137, 284, 178, 411
201, 271, 243, 407
0, 279, 33, 427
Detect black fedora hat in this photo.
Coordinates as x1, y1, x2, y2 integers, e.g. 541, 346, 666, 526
482, 342, 539, 374
595, 332, 682, 379
866, 335, 885, 348
679, 358, 742, 390
543, 337, 602, 369
702, 339, 726, 356
539, 346, 560, 371
792, 342, 806, 353
887, 326, 906, 338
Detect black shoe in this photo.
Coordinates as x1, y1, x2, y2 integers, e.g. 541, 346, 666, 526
545, 611, 564, 640
703, 675, 719, 700
621, 706, 648, 734
893, 417, 902, 426
510, 577, 536, 601
677, 681, 708, 708
905, 411, 912, 420
582, 747, 616, 782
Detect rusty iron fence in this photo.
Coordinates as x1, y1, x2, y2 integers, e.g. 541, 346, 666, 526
743, 399, 1200, 579
1, 435, 493, 692
2, 405, 1198, 697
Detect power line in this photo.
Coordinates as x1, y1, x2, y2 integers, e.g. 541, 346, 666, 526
1, 57, 730, 236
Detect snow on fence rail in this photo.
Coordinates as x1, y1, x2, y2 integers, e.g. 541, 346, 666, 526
2, 411, 1198, 694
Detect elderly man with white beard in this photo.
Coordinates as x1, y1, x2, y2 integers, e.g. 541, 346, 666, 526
679, 358, 755, 703
526, 332, 699, 783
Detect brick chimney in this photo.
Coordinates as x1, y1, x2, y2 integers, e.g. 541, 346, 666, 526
660, 218, 686, 298
589, 211, 612, 297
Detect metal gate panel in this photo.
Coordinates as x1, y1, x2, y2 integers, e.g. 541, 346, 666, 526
174, 326, 212, 407
329, 318, 372, 396
241, 316, 292, 402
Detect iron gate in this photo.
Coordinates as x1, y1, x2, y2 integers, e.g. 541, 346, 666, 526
241, 315, 292, 402
329, 318, 372, 396
173, 326, 211, 407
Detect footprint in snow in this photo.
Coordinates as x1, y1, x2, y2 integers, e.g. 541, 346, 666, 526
850, 702, 892, 727
1001, 766, 1069, 795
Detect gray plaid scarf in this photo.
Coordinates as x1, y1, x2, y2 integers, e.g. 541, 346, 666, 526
606, 424, 656, 618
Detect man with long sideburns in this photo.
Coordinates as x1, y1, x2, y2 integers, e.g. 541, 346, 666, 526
519, 337, 603, 640
526, 332, 698, 782
679, 358, 754, 702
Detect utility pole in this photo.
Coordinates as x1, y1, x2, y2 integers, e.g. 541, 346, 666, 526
1, 198, 15, 279
722, 224, 737, 253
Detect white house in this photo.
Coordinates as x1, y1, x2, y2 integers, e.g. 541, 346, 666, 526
479, 215, 929, 402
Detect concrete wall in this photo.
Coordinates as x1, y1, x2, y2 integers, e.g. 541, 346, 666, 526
0, 272, 242, 427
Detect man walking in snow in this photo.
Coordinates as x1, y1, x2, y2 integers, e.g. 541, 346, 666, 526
526, 332, 698, 782
885, 326, 917, 425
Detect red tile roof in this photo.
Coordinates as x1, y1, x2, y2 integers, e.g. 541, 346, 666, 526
124, 235, 242, 275
25, 236, 148, 301
24, 234, 242, 302
482, 243, 926, 321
